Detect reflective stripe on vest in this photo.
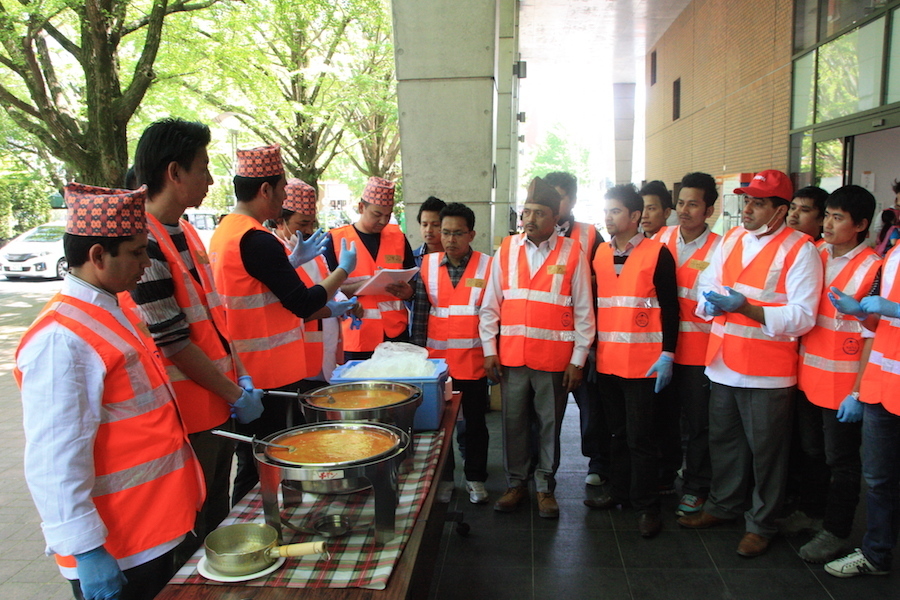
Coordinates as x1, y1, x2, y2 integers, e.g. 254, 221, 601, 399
331, 224, 408, 352
209, 214, 306, 389
296, 255, 331, 378
568, 221, 598, 258
594, 238, 664, 378
422, 251, 491, 379
860, 246, 900, 415
657, 226, 721, 365
799, 245, 880, 409
706, 226, 810, 377
498, 235, 580, 372
14, 294, 204, 563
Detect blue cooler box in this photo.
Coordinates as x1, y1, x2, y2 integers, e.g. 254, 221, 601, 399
330, 359, 449, 431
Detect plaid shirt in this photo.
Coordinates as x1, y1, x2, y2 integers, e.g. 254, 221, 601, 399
410, 250, 473, 348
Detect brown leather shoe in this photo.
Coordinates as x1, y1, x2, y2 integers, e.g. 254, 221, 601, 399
638, 513, 662, 538
537, 492, 559, 519
737, 532, 770, 557
493, 486, 528, 512
583, 492, 621, 510
677, 510, 735, 529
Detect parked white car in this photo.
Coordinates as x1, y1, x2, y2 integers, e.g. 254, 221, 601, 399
1, 222, 67, 280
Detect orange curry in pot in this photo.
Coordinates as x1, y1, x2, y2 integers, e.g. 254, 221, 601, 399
309, 389, 409, 410
267, 427, 398, 464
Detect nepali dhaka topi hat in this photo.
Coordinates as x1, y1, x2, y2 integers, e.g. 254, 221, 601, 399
235, 144, 284, 178
65, 182, 147, 237
284, 178, 317, 215
362, 176, 395, 207
525, 176, 561, 213
734, 169, 794, 204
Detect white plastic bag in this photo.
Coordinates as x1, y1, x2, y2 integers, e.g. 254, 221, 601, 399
343, 342, 434, 378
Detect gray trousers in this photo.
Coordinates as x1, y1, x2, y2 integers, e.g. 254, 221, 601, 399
500, 366, 568, 493
705, 383, 794, 538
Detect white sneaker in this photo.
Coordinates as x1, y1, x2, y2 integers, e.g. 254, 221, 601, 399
465, 480, 488, 504
825, 549, 889, 578
436, 480, 454, 503
585, 473, 606, 486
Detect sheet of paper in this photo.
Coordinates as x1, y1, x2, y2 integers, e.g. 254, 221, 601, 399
354, 267, 419, 296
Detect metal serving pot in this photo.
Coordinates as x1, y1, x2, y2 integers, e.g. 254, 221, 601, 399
203, 523, 325, 576
297, 381, 422, 440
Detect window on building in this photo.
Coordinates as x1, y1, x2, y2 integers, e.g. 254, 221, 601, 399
887, 7, 900, 103
794, 0, 820, 53
815, 17, 885, 123
792, 51, 817, 128
650, 51, 657, 85
673, 78, 681, 120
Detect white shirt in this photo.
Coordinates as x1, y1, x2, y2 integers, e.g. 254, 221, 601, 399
696, 223, 823, 388
479, 233, 595, 367
18, 275, 181, 578
674, 226, 715, 267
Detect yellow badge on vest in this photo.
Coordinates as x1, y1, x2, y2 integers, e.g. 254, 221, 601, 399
384, 254, 402, 264
466, 278, 486, 288
194, 248, 210, 265
688, 259, 710, 271
547, 264, 566, 275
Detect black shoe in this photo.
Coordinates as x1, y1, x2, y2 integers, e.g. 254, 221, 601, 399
584, 492, 620, 510
638, 513, 662, 538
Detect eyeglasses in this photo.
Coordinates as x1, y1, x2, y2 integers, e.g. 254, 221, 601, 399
441, 230, 470, 238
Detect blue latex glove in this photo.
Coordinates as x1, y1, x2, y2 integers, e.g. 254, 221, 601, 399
704, 301, 723, 317
860, 295, 900, 319
704, 287, 746, 313
288, 228, 327, 268
349, 314, 363, 330
645, 353, 674, 393
237, 375, 254, 391
74, 546, 126, 600
836, 393, 864, 423
327, 298, 357, 318
828, 286, 867, 319
337, 238, 358, 274
231, 388, 264, 424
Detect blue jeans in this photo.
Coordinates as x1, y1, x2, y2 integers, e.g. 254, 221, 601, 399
861, 402, 900, 571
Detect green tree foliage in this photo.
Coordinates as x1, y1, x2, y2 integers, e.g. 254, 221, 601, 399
0, 0, 221, 187
0, 175, 52, 241
521, 125, 591, 189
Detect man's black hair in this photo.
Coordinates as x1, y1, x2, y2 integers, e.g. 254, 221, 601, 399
639, 180, 672, 210
64, 234, 133, 268
233, 174, 283, 202
134, 118, 211, 197
440, 202, 476, 231
794, 185, 829, 218
826, 185, 876, 244
543, 172, 577, 199
606, 183, 643, 215
680, 172, 719, 208
417, 196, 447, 223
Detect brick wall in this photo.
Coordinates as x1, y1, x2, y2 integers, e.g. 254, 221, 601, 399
645, 0, 794, 189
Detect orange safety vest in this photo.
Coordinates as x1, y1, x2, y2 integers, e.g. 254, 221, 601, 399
706, 226, 811, 378
799, 245, 880, 409
594, 238, 665, 378
296, 255, 331, 378
119, 215, 235, 433
421, 251, 492, 380
331, 224, 408, 352
655, 226, 721, 366
498, 234, 581, 372
15, 294, 204, 566
860, 245, 900, 416
567, 221, 598, 257
208, 214, 306, 389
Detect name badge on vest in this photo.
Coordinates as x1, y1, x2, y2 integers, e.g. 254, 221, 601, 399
547, 264, 566, 275
194, 248, 211, 265
384, 254, 402, 264
688, 259, 710, 271
466, 278, 486, 288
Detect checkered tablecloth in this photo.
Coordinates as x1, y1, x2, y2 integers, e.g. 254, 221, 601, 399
170, 431, 442, 590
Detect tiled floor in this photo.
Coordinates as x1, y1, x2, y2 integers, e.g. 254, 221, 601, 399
428, 403, 897, 600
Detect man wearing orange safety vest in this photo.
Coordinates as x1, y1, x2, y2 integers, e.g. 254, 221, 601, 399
480, 177, 595, 519
584, 183, 679, 539
17, 183, 205, 600
411, 202, 493, 504
121, 119, 264, 558
652, 172, 722, 520
543, 171, 609, 488
209, 145, 357, 502
789, 185, 880, 564
679, 170, 823, 559
325, 177, 417, 361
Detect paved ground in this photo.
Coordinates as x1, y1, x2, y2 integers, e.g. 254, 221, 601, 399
0, 277, 71, 600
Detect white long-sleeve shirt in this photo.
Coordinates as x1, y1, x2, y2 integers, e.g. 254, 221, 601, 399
18, 275, 181, 578
696, 223, 823, 389
479, 233, 595, 367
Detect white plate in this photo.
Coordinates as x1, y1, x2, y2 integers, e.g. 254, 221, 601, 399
196, 555, 286, 583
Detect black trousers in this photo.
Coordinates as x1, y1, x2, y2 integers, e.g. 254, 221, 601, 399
443, 377, 491, 482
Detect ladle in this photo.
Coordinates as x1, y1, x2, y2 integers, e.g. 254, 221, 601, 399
211, 429, 294, 451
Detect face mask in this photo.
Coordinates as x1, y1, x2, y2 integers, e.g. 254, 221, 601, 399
742, 205, 786, 237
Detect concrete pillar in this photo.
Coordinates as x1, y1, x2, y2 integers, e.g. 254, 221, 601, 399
494, 0, 520, 250
614, 83, 636, 185
391, 0, 503, 255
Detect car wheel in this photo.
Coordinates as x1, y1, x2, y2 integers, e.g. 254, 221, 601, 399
56, 257, 68, 279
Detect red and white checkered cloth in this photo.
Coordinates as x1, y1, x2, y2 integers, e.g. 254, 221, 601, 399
170, 431, 442, 590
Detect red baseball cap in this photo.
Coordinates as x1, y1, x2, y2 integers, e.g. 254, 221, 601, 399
733, 170, 793, 203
